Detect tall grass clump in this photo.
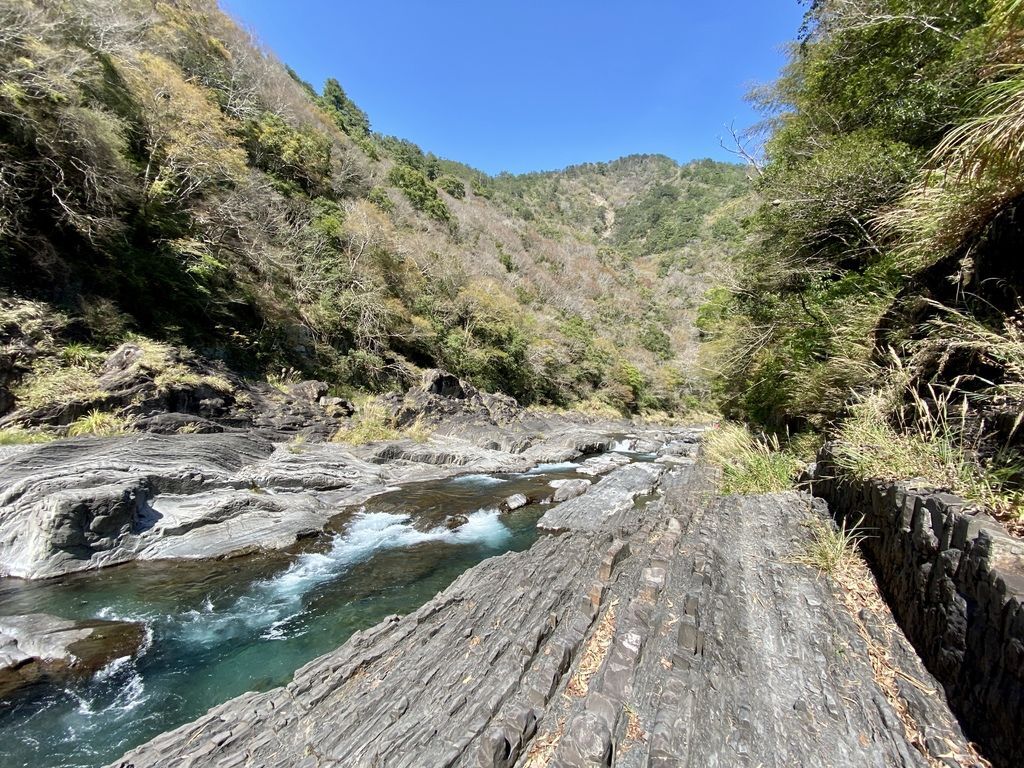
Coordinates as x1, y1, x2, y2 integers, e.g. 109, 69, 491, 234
791, 516, 865, 577
703, 423, 800, 494
67, 410, 133, 437
834, 385, 1023, 523
332, 397, 432, 445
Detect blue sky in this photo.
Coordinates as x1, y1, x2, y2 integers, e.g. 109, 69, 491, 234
222, 1, 805, 175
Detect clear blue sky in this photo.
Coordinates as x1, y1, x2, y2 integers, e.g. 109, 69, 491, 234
222, 1, 805, 175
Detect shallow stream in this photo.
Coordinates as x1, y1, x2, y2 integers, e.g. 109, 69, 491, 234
0, 460, 608, 768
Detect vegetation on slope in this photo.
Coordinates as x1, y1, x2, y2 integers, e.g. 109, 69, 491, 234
702, 0, 1024, 522
0, 0, 750, 428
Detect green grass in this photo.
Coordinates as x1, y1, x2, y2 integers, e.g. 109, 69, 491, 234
58, 342, 104, 368
791, 515, 865, 577
703, 422, 800, 494
67, 410, 133, 437
12, 362, 101, 410
0, 427, 55, 445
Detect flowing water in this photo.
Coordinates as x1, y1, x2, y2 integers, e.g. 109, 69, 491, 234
0, 462, 602, 768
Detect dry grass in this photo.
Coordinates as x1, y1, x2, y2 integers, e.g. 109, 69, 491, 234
331, 398, 433, 445
834, 386, 1023, 525
622, 704, 647, 745
130, 337, 233, 395
826, 528, 991, 768
565, 601, 617, 698
791, 514, 865, 577
522, 717, 565, 768
703, 422, 800, 494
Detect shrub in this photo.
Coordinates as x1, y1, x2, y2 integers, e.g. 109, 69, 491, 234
436, 175, 466, 199
367, 187, 395, 213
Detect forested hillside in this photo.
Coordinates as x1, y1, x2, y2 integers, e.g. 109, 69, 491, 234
703, 0, 1024, 523
0, 0, 749, 433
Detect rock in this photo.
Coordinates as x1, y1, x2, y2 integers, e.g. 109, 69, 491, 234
0, 613, 146, 699
286, 380, 329, 403
386, 369, 523, 430
132, 412, 224, 434
318, 396, 354, 418
0, 423, 707, 579
550, 478, 591, 502
575, 452, 631, 476
443, 514, 469, 531
0, 433, 399, 578
539, 463, 666, 531
499, 493, 529, 513
108, 476, 974, 768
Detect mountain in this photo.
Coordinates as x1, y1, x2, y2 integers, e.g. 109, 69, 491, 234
0, 0, 750, 432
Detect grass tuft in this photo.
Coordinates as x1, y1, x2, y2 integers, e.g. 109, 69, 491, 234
0, 426, 55, 445
331, 399, 433, 445
791, 515, 865, 577
13, 362, 101, 410
703, 422, 800, 494
67, 409, 133, 437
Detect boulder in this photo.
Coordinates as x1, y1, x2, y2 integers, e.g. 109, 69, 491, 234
286, 380, 329, 403
0, 613, 146, 699
550, 478, 592, 502
499, 493, 529, 513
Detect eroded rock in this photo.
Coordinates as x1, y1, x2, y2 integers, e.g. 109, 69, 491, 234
0, 613, 146, 699
107, 472, 976, 768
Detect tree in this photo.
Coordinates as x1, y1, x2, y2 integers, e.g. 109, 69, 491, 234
321, 77, 370, 137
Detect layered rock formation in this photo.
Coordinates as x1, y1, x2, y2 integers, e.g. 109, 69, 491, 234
109, 463, 977, 768
0, 412, 697, 579
808, 448, 1024, 768
0, 613, 146, 699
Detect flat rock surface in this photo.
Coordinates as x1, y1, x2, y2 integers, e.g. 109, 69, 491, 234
109, 465, 977, 768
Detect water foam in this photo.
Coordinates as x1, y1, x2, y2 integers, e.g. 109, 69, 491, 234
452, 473, 508, 485
177, 508, 511, 645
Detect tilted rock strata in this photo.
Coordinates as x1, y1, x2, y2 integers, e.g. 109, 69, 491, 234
809, 448, 1024, 768
110, 466, 975, 768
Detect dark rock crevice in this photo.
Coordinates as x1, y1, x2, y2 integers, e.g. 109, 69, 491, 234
808, 448, 1024, 768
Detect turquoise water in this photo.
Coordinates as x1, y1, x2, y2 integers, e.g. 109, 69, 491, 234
0, 466, 588, 768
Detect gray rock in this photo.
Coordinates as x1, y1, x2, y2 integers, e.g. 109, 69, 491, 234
539, 462, 666, 531
0, 613, 146, 699
500, 493, 529, 512
0, 421, 704, 580
0, 433, 396, 578
285, 380, 329, 403
575, 452, 631, 476
550, 478, 592, 502
108, 477, 974, 768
